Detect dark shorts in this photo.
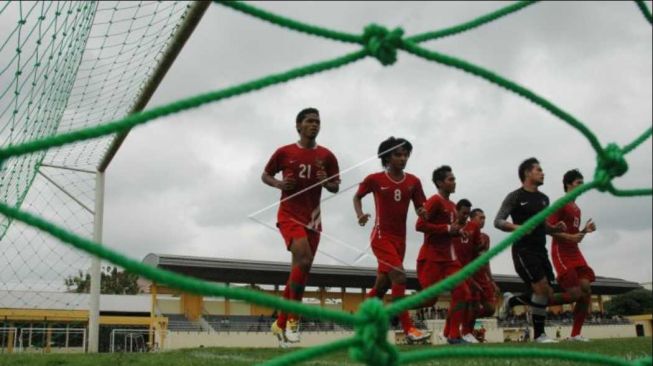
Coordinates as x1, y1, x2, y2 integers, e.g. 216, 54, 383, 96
512, 247, 555, 286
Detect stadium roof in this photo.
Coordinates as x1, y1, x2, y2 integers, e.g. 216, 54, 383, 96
143, 254, 641, 295
0, 290, 151, 312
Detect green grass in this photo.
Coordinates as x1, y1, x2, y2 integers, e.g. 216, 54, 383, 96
0, 337, 650, 366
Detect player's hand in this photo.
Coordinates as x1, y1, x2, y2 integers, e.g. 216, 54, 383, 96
277, 177, 296, 191
568, 232, 586, 243
316, 169, 328, 184
450, 222, 464, 236
357, 213, 371, 226
552, 221, 567, 233
582, 218, 596, 234
416, 207, 427, 220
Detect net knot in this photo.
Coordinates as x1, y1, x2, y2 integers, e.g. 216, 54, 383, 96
349, 298, 399, 366
594, 143, 628, 192
362, 24, 404, 66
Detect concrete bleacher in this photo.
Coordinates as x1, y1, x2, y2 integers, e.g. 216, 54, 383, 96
164, 314, 204, 332
202, 315, 355, 332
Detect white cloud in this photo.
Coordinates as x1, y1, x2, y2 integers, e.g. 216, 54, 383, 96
101, 1, 652, 284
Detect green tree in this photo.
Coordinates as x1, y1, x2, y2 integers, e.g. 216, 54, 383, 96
604, 289, 653, 316
65, 266, 140, 294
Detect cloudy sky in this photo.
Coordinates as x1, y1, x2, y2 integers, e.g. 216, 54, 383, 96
102, 1, 652, 284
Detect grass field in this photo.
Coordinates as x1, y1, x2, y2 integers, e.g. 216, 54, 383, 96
1, 337, 650, 366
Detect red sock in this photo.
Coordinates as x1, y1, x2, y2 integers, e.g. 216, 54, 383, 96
276, 284, 291, 328
461, 302, 477, 335
278, 266, 308, 328
442, 316, 450, 338
571, 297, 589, 337
447, 286, 467, 339
366, 287, 378, 299
391, 284, 414, 332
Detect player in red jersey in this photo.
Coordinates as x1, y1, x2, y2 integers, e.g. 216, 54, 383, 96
469, 209, 500, 321
415, 165, 471, 344
262, 108, 340, 346
353, 137, 431, 342
444, 198, 477, 343
547, 169, 596, 342
461, 208, 500, 342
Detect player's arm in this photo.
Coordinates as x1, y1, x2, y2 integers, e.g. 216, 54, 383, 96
546, 208, 577, 241
318, 152, 341, 193
580, 218, 596, 234
494, 191, 518, 232
416, 200, 462, 236
262, 151, 296, 191
412, 179, 428, 220
353, 179, 371, 226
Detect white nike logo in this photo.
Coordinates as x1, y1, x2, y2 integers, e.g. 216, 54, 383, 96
289, 160, 296, 164
520, 202, 528, 206
380, 186, 389, 190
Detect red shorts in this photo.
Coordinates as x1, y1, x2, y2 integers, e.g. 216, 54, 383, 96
557, 265, 595, 289
371, 234, 405, 274
417, 260, 470, 299
277, 220, 320, 255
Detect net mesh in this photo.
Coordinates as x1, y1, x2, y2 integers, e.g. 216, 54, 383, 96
0, 0, 193, 308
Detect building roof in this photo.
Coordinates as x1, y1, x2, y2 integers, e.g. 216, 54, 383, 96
0, 290, 151, 312
143, 253, 642, 295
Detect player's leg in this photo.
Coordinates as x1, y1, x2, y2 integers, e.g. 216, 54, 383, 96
366, 272, 390, 299
385, 238, 430, 342
547, 268, 582, 306
283, 235, 317, 342
461, 280, 481, 343
514, 250, 557, 343
367, 237, 395, 299
416, 260, 440, 308
570, 267, 595, 341
445, 262, 472, 344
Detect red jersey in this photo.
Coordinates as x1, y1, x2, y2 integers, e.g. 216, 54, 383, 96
452, 220, 482, 266
478, 232, 492, 279
264, 143, 339, 230
548, 201, 586, 264
416, 194, 457, 262
356, 171, 426, 238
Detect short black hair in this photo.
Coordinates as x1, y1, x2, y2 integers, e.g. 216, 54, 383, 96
470, 208, 484, 218
456, 199, 472, 210
432, 165, 452, 188
296, 107, 319, 124
518, 157, 540, 182
563, 169, 583, 192
377, 137, 413, 167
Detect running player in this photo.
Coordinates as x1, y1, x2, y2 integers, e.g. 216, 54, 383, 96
262, 108, 340, 345
353, 136, 431, 342
416, 165, 471, 344
494, 157, 565, 343
547, 169, 596, 342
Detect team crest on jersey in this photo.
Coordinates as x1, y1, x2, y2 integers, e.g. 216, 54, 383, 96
314, 159, 325, 169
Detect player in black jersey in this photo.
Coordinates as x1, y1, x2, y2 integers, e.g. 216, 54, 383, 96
494, 157, 565, 343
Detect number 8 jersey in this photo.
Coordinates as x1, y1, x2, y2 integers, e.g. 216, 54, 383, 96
264, 143, 340, 230
355, 171, 426, 239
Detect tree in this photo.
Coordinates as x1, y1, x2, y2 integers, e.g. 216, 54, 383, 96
604, 289, 653, 316
65, 266, 140, 294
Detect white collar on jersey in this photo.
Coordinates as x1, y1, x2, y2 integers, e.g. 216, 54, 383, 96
384, 170, 406, 184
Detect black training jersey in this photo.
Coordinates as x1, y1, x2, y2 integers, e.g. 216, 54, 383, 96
494, 188, 550, 251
